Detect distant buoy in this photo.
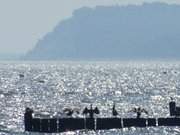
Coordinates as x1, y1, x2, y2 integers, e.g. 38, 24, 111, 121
38, 80, 45, 83
163, 71, 167, 74
19, 74, 24, 78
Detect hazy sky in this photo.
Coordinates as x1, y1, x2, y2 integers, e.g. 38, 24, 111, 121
0, 0, 180, 54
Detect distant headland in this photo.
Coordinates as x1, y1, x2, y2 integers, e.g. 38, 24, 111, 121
24, 3, 180, 60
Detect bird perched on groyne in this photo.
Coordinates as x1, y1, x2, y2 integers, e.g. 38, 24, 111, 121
112, 103, 118, 117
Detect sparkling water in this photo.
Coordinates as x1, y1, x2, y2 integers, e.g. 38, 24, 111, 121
0, 61, 180, 135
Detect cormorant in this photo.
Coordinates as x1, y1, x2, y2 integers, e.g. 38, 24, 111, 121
94, 107, 100, 114
82, 107, 88, 116
63, 108, 74, 116
82, 105, 100, 118
130, 107, 148, 118
112, 103, 118, 117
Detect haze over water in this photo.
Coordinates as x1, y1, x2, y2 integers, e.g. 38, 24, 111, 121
0, 61, 180, 135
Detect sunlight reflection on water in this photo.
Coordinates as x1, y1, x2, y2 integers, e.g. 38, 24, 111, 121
0, 61, 180, 134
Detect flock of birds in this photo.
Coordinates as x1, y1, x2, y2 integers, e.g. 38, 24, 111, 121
61, 103, 148, 119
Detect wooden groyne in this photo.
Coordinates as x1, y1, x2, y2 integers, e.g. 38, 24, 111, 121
24, 100, 180, 133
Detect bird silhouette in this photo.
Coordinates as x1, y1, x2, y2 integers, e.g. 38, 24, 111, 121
63, 108, 74, 116
82, 105, 100, 118
94, 107, 100, 114
130, 107, 148, 118
82, 107, 88, 115
112, 103, 118, 117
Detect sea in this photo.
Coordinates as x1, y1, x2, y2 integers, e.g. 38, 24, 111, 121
0, 61, 180, 135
